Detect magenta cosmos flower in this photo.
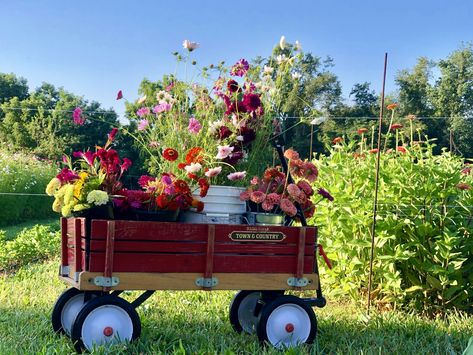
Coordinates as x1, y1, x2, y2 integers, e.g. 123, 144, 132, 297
72, 107, 85, 125
230, 58, 249, 77
138, 119, 149, 131
188, 117, 202, 134
136, 107, 150, 118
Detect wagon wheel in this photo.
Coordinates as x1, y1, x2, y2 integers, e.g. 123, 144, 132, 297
229, 290, 285, 334
71, 295, 141, 353
229, 291, 261, 334
51, 288, 101, 337
256, 295, 317, 349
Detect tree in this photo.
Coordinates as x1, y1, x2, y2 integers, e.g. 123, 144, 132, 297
0, 73, 29, 104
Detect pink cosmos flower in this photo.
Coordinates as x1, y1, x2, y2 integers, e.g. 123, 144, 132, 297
183, 40, 200, 51
280, 198, 297, 217
227, 171, 246, 181
231, 58, 249, 77
72, 107, 85, 125
138, 119, 149, 131
188, 117, 202, 134
153, 103, 172, 113
205, 166, 222, 178
216, 145, 234, 159
250, 191, 266, 204
136, 107, 150, 117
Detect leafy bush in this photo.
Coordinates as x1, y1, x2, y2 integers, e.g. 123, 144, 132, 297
0, 224, 60, 270
310, 139, 473, 314
0, 150, 57, 226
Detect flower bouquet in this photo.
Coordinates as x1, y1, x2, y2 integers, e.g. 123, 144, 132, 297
45, 129, 131, 218
240, 148, 333, 224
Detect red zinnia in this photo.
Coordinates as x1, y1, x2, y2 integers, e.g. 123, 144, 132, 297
397, 146, 407, 153
163, 148, 179, 161
368, 148, 379, 154
198, 178, 210, 197
390, 123, 403, 130
174, 179, 190, 194
156, 194, 169, 209
178, 162, 187, 169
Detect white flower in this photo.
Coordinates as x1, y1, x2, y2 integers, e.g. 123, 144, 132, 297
183, 39, 200, 51
279, 35, 286, 50
184, 162, 202, 174
263, 65, 274, 75
310, 117, 327, 125
236, 135, 244, 142
294, 40, 302, 51
137, 95, 147, 104
86, 190, 109, 206
205, 166, 222, 178
292, 72, 302, 80
216, 145, 234, 159
276, 54, 287, 64
208, 120, 224, 135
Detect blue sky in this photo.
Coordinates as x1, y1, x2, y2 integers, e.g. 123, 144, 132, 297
1, 0, 472, 119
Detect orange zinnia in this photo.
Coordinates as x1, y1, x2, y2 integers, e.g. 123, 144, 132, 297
357, 128, 368, 134
185, 147, 204, 164
332, 137, 343, 144
387, 103, 399, 110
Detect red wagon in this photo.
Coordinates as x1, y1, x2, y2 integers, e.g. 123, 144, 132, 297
52, 216, 327, 352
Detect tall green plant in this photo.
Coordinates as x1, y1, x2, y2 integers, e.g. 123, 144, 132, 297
310, 131, 473, 313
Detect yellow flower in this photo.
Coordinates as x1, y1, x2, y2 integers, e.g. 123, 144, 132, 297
52, 198, 63, 213
73, 172, 87, 199
45, 178, 61, 196
73, 203, 90, 212
61, 204, 73, 217
63, 184, 75, 206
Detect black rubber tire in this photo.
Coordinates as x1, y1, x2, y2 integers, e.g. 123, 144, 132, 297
71, 295, 141, 353
51, 288, 83, 335
256, 295, 317, 348
229, 291, 261, 334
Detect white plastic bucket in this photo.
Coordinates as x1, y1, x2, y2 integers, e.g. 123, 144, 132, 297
194, 185, 246, 214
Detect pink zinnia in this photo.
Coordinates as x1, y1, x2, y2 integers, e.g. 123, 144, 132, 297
138, 119, 149, 131
284, 149, 300, 161
266, 193, 281, 204
286, 184, 302, 198
240, 191, 251, 201
262, 200, 275, 211
230, 58, 249, 77
303, 162, 318, 182
297, 181, 313, 196
250, 191, 266, 204
188, 117, 202, 134
72, 107, 85, 125
136, 107, 150, 117
153, 103, 172, 113
250, 176, 259, 185
280, 198, 297, 217
227, 171, 246, 181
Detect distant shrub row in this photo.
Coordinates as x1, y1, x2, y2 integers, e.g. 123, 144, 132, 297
0, 150, 57, 226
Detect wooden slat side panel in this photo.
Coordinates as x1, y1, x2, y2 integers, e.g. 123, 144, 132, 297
88, 240, 313, 255
87, 252, 313, 273
73, 272, 319, 291
89, 220, 316, 245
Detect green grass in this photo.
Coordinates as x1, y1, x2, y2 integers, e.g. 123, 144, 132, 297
0, 217, 59, 240
0, 257, 472, 354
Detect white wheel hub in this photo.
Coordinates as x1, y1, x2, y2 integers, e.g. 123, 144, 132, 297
238, 292, 260, 334
81, 304, 134, 350
61, 293, 85, 336
266, 303, 311, 348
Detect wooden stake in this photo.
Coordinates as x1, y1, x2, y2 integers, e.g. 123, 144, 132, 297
367, 53, 388, 315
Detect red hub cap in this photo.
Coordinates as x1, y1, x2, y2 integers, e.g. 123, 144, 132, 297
285, 323, 295, 333
103, 326, 114, 337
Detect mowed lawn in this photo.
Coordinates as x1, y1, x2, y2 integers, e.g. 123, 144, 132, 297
0, 257, 471, 354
